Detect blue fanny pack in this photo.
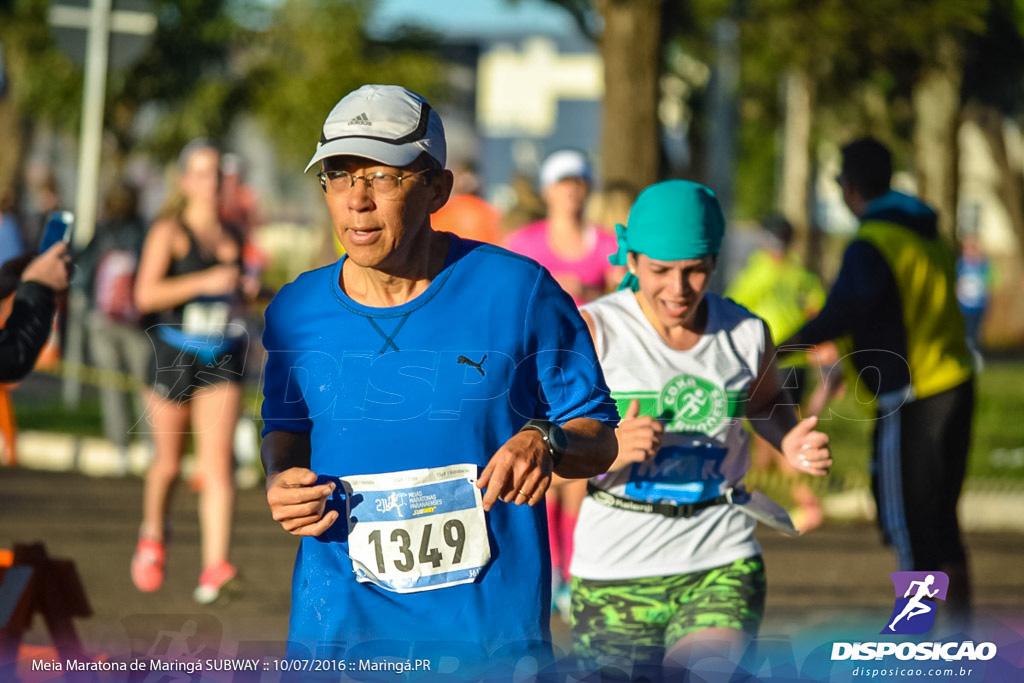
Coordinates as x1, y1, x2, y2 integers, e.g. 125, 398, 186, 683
157, 325, 243, 365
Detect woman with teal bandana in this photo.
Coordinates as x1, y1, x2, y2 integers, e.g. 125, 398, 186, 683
569, 180, 833, 680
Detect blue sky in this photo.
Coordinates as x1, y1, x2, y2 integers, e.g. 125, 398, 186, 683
366, 0, 580, 39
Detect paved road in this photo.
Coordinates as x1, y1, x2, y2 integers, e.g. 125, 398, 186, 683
2, 467, 1022, 679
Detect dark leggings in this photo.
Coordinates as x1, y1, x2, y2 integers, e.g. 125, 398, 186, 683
871, 379, 974, 570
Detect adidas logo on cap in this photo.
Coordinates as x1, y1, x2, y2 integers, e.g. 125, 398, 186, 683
348, 113, 371, 126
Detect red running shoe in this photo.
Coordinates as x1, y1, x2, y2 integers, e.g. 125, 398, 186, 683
193, 561, 239, 604
131, 538, 166, 592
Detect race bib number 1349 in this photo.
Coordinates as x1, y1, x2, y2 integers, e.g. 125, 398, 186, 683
343, 464, 491, 593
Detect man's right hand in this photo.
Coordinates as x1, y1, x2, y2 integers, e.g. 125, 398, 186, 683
266, 467, 339, 536
22, 242, 70, 292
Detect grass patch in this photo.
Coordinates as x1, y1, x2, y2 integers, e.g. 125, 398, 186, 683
13, 394, 106, 438
966, 360, 1024, 482
816, 358, 1024, 485
748, 357, 1024, 506
9, 384, 264, 441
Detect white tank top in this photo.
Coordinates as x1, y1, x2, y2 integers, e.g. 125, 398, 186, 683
572, 290, 766, 580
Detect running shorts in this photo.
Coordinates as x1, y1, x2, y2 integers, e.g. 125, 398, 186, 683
146, 335, 245, 403
570, 555, 766, 671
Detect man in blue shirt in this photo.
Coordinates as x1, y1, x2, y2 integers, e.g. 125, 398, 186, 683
260, 84, 619, 677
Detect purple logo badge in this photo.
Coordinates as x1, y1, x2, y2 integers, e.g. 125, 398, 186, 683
881, 571, 949, 635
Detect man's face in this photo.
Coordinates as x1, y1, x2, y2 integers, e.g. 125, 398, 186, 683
321, 156, 452, 269
836, 172, 866, 218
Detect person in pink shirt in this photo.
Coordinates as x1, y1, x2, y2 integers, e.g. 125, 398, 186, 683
506, 149, 620, 306
505, 149, 620, 618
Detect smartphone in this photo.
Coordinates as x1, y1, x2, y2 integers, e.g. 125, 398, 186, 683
38, 211, 75, 252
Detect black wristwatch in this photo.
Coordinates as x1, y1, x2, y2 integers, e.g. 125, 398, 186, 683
519, 419, 568, 469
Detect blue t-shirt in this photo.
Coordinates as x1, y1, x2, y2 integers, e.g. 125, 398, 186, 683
261, 235, 618, 670
956, 256, 990, 312
0, 214, 25, 265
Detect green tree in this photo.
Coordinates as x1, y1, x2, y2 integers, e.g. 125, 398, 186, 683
541, 0, 998, 246
110, 0, 244, 162
540, 0, 726, 191
0, 0, 245, 203
0, 0, 79, 198
242, 0, 443, 169
961, 0, 1024, 253
740, 0, 987, 247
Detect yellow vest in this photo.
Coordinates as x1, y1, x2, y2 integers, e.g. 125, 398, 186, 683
856, 221, 972, 399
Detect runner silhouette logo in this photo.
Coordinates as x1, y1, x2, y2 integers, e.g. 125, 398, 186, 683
882, 571, 949, 635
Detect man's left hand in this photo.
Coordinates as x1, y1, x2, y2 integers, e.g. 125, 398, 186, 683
476, 430, 553, 511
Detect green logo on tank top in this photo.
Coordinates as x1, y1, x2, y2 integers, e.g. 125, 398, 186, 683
657, 374, 728, 434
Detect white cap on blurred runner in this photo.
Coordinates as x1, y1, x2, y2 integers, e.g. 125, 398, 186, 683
539, 149, 592, 189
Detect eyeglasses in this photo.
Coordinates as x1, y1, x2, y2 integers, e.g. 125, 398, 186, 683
317, 169, 431, 198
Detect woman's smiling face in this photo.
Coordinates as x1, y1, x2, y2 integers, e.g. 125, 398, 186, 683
629, 252, 716, 331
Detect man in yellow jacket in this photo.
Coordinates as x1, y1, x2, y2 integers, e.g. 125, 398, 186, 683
782, 137, 975, 627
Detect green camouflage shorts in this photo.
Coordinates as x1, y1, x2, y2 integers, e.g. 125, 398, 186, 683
570, 555, 766, 670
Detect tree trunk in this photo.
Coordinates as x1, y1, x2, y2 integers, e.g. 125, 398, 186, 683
596, 0, 663, 190
961, 102, 1024, 254
912, 34, 962, 240
0, 30, 32, 212
779, 67, 814, 258
959, 103, 1024, 346
0, 100, 30, 205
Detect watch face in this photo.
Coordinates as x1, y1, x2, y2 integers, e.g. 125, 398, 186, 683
549, 424, 569, 455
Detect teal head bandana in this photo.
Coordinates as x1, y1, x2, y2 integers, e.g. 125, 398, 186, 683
609, 180, 725, 291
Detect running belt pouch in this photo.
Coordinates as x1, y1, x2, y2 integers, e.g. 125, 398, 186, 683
733, 490, 799, 536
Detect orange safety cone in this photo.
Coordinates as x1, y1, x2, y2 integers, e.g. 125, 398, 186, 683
0, 384, 16, 466
33, 317, 62, 372
0, 292, 17, 466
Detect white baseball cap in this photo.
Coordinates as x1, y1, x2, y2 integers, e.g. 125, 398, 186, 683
305, 84, 447, 172
539, 149, 592, 189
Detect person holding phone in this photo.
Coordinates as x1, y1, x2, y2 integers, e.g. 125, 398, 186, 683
131, 138, 256, 603
0, 241, 71, 382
